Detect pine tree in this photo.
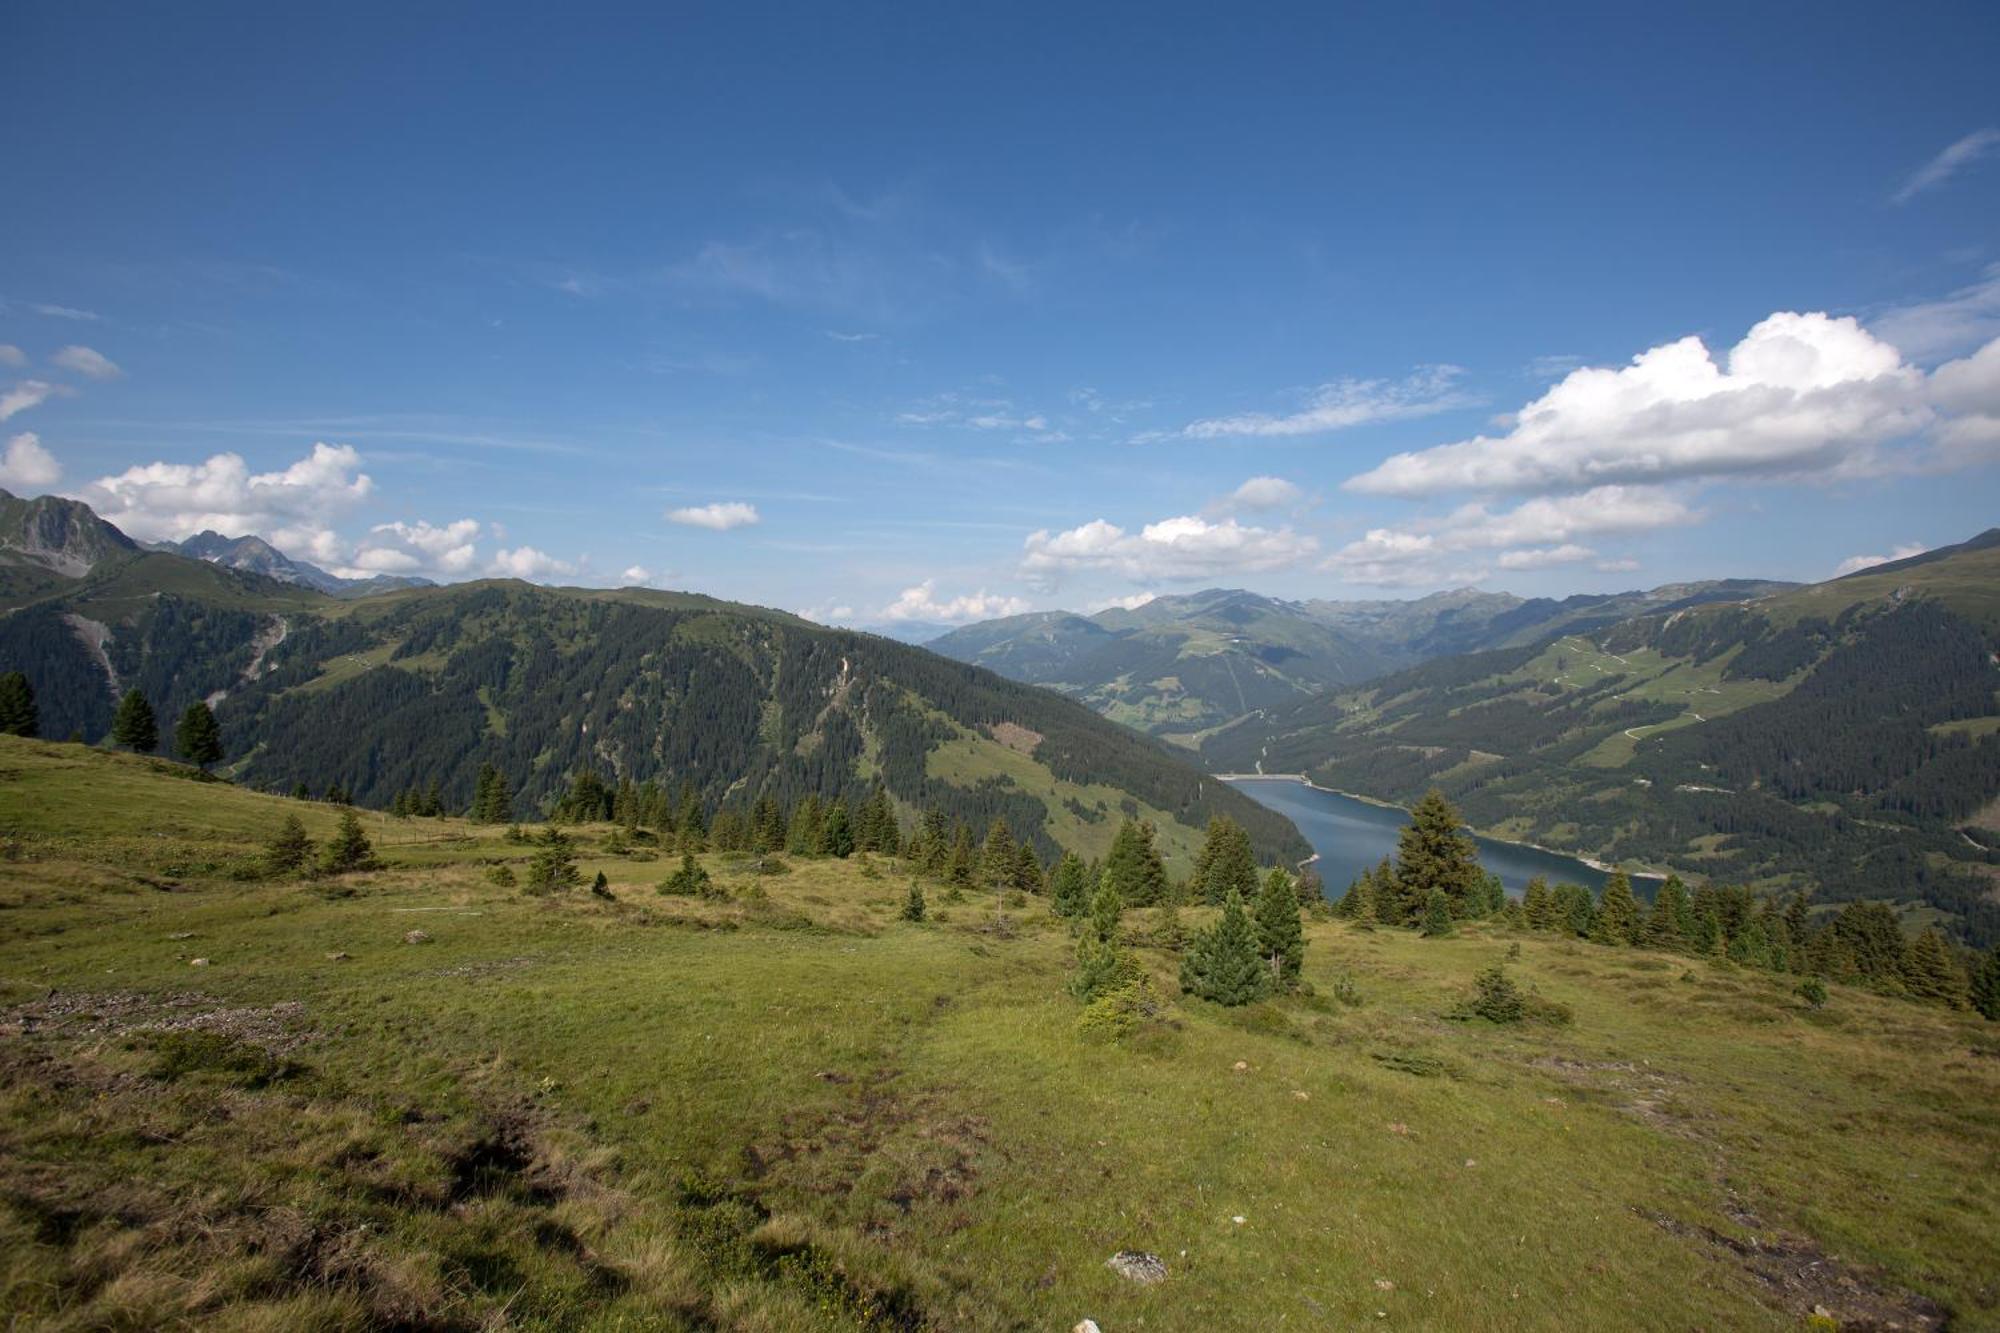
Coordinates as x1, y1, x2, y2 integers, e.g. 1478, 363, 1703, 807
1102, 819, 1166, 907
1522, 876, 1557, 931
980, 819, 1016, 888
947, 824, 977, 887
658, 850, 718, 898
526, 827, 582, 894
822, 797, 855, 858
1902, 929, 1969, 1009
1644, 874, 1690, 949
1591, 872, 1641, 946
1086, 880, 1123, 945
1050, 851, 1092, 918
788, 794, 824, 856
1194, 815, 1257, 906
110, 689, 158, 753
1335, 871, 1372, 920
0, 672, 37, 738
264, 814, 315, 875
1420, 888, 1454, 938
1255, 866, 1305, 988
918, 808, 951, 876
901, 881, 926, 922
1011, 841, 1044, 895
1394, 789, 1482, 923
1971, 949, 2000, 1021
320, 808, 379, 874
1555, 881, 1596, 938
1180, 890, 1268, 1006
1293, 866, 1324, 912
174, 700, 223, 768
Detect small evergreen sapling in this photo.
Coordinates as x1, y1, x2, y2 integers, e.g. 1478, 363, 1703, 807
901, 881, 926, 922
1050, 851, 1091, 918
111, 689, 158, 753
526, 827, 582, 894
1796, 976, 1828, 1010
264, 814, 315, 875
1419, 889, 1453, 938
320, 808, 379, 874
1179, 890, 1268, 1006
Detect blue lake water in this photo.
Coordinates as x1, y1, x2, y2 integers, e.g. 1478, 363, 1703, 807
1224, 777, 1611, 899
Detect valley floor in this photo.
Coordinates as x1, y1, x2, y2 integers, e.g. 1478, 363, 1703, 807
1, 739, 1995, 1330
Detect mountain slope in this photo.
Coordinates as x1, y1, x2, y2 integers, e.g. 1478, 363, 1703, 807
166, 530, 435, 598
0, 496, 1306, 869
1207, 531, 2000, 941
932, 579, 1798, 745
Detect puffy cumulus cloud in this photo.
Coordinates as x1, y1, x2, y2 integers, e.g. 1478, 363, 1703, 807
50, 345, 122, 380
1926, 336, 2000, 468
339, 518, 482, 578
1180, 365, 1471, 439
1321, 486, 1692, 587
0, 345, 24, 369
1225, 475, 1304, 511
75, 443, 373, 556
621, 565, 653, 585
0, 432, 61, 489
1021, 514, 1317, 589
1497, 543, 1596, 571
880, 579, 1031, 624
1348, 314, 1934, 497
489, 546, 575, 580
796, 602, 856, 625
667, 500, 760, 530
1833, 544, 1930, 578
0, 380, 63, 422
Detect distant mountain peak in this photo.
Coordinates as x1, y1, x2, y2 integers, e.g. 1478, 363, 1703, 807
0, 487, 140, 577
166, 530, 434, 599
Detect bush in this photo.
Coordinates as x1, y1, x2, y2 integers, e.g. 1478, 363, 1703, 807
1450, 965, 1572, 1026
485, 864, 517, 887
590, 871, 615, 900
659, 851, 726, 900
1075, 976, 1168, 1042
1796, 976, 1828, 1010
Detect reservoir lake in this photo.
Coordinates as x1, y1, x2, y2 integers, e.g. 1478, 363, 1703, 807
1224, 776, 1612, 898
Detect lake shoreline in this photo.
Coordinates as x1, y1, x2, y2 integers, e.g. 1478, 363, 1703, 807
1221, 772, 1665, 882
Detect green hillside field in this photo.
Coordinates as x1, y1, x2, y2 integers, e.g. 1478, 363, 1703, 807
1, 738, 1994, 1330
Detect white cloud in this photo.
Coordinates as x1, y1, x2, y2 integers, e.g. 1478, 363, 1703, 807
489, 546, 575, 580
0, 345, 24, 368
1497, 543, 1596, 571
0, 432, 61, 489
1348, 314, 1932, 497
1180, 365, 1472, 439
621, 565, 653, 585
667, 500, 760, 530
340, 518, 482, 578
1085, 591, 1158, 613
29, 303, 98, 322
1833, 543, 1930, 577
880, 579, 1031, 624
1893, 128, 2000, 205
797, 602, 856, 625
825, 330, 880, 343
50, 345, 122, 380
1022, 514, 1318, 589
74, 442, 373, 556
1321, 486, 1691, 587
0, 380, 62, 422
1871, 265, 2000, 362
1226, 476, 1304, 511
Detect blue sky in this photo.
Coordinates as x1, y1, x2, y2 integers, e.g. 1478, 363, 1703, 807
3, 3, 1998, 625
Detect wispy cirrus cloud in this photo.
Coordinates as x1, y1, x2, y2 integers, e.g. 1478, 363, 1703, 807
51, 345, 122, 380
1893, 127, 2000, 205
1175, 365, 1473, 439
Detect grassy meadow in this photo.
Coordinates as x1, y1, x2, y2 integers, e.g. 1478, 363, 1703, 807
1, 737, 1995, 1331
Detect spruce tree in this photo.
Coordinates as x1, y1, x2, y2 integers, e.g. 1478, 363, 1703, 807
1335, 872, 1372, 920
947, 824, 977, 887
1101, 818, 1167, 907
1555, 881, 1596, 938
822, 797, 855, 858
901, 881, 926, 922
320, 808, 378, 874
1645, 874, 1691, 949
175, 700, 224, 768
1011, 841, 1044, 895
1180, 890, 1268, 1006
980, 818, 1016, 888
111, 689, 158, 753
1050, 851, 1092, 918
0, 672, 37, 738
1195, 815, 1257, 906
1393, 789, 1481, 923
1086, 880, 1123, 945
1902, 929, 1969, 1009
264, 814, 315, 875
1071, 880, 1135, 1001
1591, 872, 1641, 946
1420, 888, 1454, 938
1522, 876, 1557, 931
1255, 866, 1305, 988
1971, 949, 2000, 1021
526, 827, 582, 893
658, 850, 717, 898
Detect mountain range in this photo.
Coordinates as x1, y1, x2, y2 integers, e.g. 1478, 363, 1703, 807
0, 489, 1304, 871
158, 530, 434, 599
929, 579, 1797, 744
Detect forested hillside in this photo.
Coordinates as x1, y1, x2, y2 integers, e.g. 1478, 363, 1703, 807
1208, 532, 2000, 942
932, 579, 1797, 746
0, 497, 1306, 869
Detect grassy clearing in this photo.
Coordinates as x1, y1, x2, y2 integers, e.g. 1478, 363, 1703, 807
1, 738, 1996, 1330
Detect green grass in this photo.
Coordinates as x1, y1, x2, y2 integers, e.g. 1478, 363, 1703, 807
1, 737, 1995, 1330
